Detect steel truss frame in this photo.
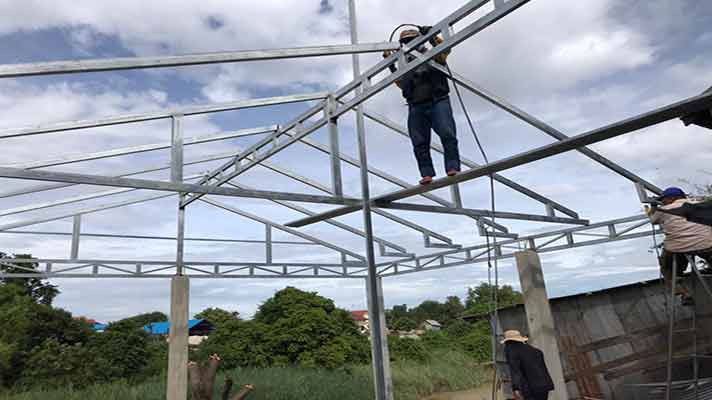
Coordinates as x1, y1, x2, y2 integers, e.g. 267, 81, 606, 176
0, 0, 709, 278
1, 1, 709, 399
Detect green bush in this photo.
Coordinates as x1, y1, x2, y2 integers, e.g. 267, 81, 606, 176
444, 320, 473, 339
459, 332, 492, 362
419, 330, 452, 350
392, 317, 417, 331
388, 337, 428, 362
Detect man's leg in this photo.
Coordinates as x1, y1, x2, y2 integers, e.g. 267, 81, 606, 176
660, 249, 691, 299
430, 97, 461, 173
407, 103, 435, 178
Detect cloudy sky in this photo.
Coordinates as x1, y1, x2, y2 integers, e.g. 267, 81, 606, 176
0, 0, 711, 322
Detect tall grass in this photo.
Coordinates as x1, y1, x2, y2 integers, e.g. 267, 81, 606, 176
1, 351, 486, 400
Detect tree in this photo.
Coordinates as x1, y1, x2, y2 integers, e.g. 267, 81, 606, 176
392, 317, 417, 332
0, 284, 92, 387
465, 283, 523, 316
195, 307, 240, 328
442, 296, 465, 325
386, 304, 410, 327
410, 300, 445, 325
0, 253, 58, 305
200, 287, 369, 369
107, 311, 168, 332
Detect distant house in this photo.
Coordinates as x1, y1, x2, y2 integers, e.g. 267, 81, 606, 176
351, 310, 369, 334
75, 316, 107, 333
421, 320, 442, 331
143, 319, 214, 344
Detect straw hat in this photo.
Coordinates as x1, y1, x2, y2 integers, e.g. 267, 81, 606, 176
501, 330, 528, 344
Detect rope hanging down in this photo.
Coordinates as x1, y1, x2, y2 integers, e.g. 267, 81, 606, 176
445, 63, 501, 400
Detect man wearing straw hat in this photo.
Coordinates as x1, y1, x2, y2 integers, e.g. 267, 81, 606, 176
502, 330, 554, 400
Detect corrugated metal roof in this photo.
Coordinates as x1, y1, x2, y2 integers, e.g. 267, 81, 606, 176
143, 319, 205, 335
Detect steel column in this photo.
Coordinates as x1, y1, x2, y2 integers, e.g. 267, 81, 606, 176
70, 215, 81, 260
349, 2, 392, 399
326, 95, 344, 196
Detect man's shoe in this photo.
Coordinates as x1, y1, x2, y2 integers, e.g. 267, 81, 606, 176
447, 169, 459, 177
419, 176, 433, 185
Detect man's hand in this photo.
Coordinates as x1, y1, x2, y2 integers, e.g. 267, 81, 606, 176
382, 50, 393, 58
419, 25, 432, 35
513, 390, 523, 400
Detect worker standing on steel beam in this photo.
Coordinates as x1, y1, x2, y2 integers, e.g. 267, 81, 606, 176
383, 26, 461, 185
648, 187, 712, 305
502, 330, 555, 400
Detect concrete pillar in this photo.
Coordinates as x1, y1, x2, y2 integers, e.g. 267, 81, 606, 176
514, 250, 568, 400
366, 276, 394, 400
167, 276, 189, 400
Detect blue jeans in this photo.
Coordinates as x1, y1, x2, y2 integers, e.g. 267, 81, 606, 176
407, 96, 461, 177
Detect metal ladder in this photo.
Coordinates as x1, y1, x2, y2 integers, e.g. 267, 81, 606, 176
665, 254, 712, 400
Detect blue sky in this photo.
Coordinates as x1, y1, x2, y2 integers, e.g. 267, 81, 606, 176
0, 0, 711, 322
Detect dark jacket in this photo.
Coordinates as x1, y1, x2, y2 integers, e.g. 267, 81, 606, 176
504, 341, 555, 396
398, 57, 450, 105
388, 38, 451, 105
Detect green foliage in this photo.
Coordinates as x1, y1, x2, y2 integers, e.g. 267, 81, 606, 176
199, 287, 369, 369
86, 330, 151, 382
410, 300, 444, 325
2, 348, 489, 400
442, 296, 465, 325
0, 284, 92, 387
459, 332, 492, 363
0, 253, 59, 306
392, 317, 417, 331
17, 329, 151, 389
387, 296, 464, 329
444, 320, 473, 339
18, 339, 94, 388
388, 337, 428, 362
386, 304, 409, 327
465, 283, 523, 316
194, 307, 239, 328
106, 311, 167, 333
198, 319, 271, 369
419, 330, 451, 350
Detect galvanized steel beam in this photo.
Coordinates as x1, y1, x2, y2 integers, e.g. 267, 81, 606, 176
0, 43, 399, 78
285, 91, 712, 227
0, 92, 325, 140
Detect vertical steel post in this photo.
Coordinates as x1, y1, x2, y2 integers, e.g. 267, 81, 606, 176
70, 214, 81, 259
167, 114, 189, 400
349, 1, 392, 399
172, 115, 185, 275
326, 94, 344, 196
265, 224, 273, 264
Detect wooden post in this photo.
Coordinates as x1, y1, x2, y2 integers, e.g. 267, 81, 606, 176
514, 250, 569, 400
